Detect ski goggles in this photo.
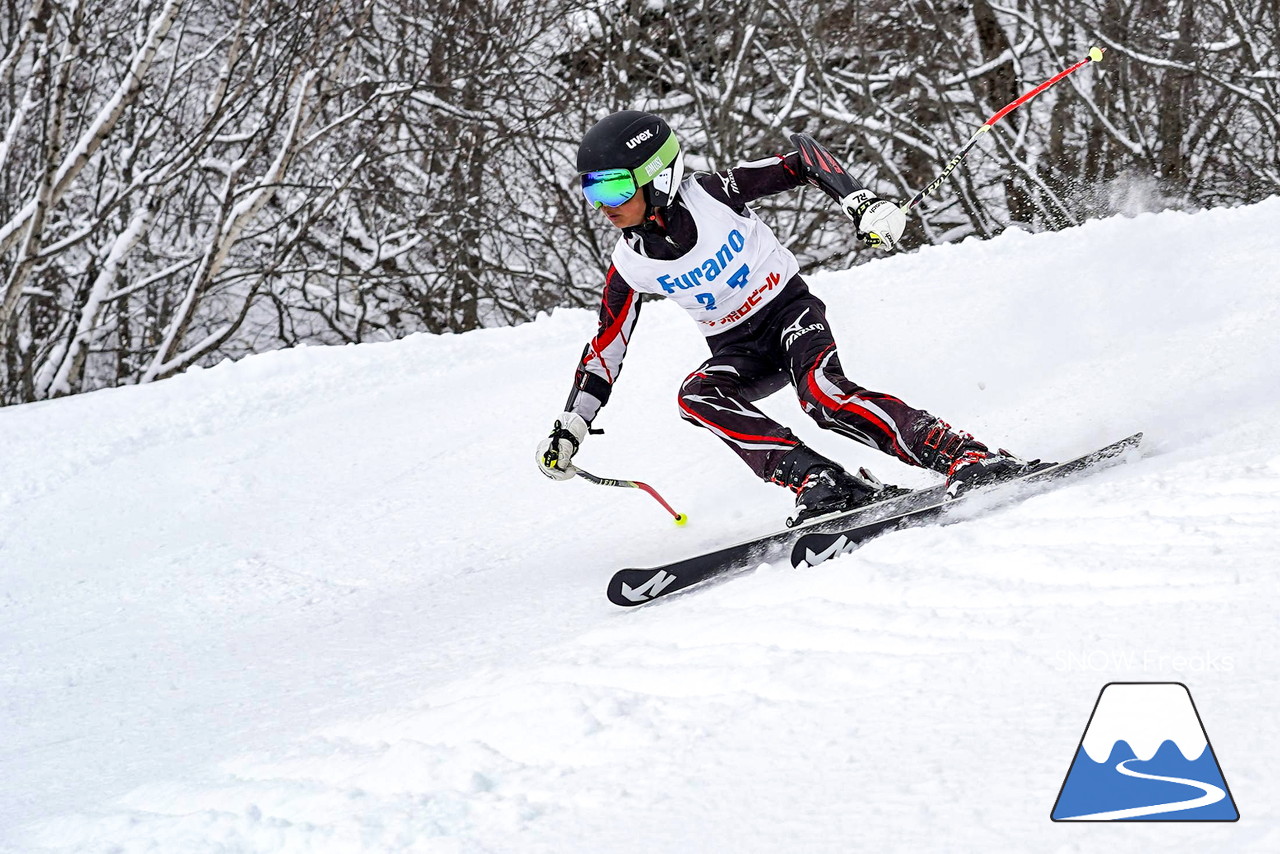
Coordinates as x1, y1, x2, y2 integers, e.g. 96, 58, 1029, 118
581, 168, 638, 209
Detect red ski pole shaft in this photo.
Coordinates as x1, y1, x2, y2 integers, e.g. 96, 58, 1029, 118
568, 464, 688, 525
901, 47, 1105, 213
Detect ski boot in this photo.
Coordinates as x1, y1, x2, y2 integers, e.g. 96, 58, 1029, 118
945, 448, 1048, 498
770, 444, 898, 527
914, 418, 1048, 498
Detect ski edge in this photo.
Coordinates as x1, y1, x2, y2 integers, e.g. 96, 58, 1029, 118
790, 432, 1145, 569
608, 432, 1145, 607
605, 483, 946, 607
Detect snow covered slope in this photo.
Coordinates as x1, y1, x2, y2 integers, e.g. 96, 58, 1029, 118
4, 199, 1280, 852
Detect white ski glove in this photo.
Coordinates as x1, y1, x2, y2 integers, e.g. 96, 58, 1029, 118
840, 189, 906, 252
536, 412, 589, 481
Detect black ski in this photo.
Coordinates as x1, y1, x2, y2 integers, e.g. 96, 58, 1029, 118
606, 432, 1143, 607
606, 483, 946, 607
792, 432, 1144, 568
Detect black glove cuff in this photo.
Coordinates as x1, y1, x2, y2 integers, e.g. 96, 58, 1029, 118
550, 420, 581, 455
850, 195, 880, 221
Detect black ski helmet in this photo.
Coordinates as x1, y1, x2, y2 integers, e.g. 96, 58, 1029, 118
576, 111, 685, 209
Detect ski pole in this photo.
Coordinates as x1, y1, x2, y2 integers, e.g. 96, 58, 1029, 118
567, 464, 688, 526
902, 47, 1105, 213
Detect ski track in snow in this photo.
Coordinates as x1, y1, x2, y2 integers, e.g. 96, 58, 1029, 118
3, 200, 1280, 852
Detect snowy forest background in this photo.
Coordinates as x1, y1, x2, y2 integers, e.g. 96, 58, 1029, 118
0, 0, 1276, 405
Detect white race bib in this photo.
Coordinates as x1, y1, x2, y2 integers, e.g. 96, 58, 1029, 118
610, 179, 800, 335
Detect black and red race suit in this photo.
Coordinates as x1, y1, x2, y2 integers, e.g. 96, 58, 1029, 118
564, 152, 948, 487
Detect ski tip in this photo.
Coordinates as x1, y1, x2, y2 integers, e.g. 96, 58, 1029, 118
1089, 46, 1104, 62
674, 513, 688, 526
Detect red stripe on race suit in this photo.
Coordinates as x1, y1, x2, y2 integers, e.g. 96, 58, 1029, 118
678, 387, 799, 448
583, 273, 635, 382
596, 284, 634, 348
803, 346, 910, 460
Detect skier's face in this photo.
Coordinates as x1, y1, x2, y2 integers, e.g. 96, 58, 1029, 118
600, 191, 646, 229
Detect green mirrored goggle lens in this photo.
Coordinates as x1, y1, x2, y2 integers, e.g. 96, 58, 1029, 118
581, 168, 638, 208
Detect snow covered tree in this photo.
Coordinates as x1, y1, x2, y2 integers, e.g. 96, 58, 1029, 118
0, 0, 1275, 406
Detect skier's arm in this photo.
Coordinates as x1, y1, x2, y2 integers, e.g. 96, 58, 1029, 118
790, 133, 906, 252
538, 267, 641, 480
696, 153, 808, 211
698, 136, 905, 251
565, 265, 641, 425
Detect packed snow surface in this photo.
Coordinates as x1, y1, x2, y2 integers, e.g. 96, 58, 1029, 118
4, 200, 1280, 851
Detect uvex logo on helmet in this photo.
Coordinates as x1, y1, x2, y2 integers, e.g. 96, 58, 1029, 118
625, 128, 655, 150
577, 111, 684, 209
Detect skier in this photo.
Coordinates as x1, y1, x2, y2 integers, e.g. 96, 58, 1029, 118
537, 111, 1042, 524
